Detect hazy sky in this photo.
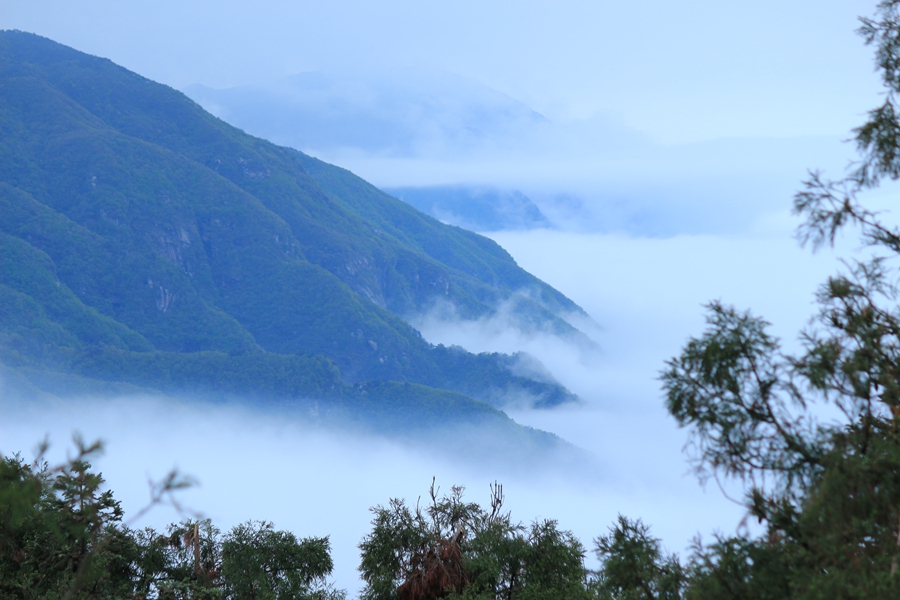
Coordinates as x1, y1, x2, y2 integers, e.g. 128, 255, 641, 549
2, 0, 884, 142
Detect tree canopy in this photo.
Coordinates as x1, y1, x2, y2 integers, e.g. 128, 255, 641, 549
652, 2, 900, 597
0, 441, 344, 599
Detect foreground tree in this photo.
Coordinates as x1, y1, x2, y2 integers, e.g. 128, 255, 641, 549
0, 439, 139, 599
655, 2, 900, 597
221, 520, 342, 600
590, 516, 684, 600
357, 479, 589, 600
0, 440, 344, 599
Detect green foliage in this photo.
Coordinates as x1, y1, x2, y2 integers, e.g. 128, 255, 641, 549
358, 480, 589, 600
658, 285, 900, 597
129, 520, 225, 599
0, 439, 135, 599
682, 536, 789, 600
591, 516, 684, 600
661, 302, 821, 489
647, 3, 900, 597
0, 442, 345, 599
220, 521, 341, 600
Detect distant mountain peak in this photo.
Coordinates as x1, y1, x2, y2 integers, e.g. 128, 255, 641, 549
183, 68, 550, 158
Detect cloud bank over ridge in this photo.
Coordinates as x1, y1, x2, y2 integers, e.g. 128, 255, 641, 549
182, 68, 860, 238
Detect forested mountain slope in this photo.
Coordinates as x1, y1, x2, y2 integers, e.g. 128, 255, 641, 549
0, 30, 584, 410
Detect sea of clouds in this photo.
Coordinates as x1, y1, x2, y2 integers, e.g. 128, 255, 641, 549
1, 57, 884, 599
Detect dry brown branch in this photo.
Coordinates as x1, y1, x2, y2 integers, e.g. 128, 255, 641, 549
397, 529, 470, 600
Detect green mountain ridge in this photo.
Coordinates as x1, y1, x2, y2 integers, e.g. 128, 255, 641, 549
0, 31, 589, 426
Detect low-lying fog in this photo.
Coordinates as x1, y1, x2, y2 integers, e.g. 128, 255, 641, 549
1, 212, 850, 595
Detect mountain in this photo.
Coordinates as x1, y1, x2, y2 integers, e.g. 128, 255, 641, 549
384, 186, 552, 232
0, 31, 589, 420
183, 69, 550, 158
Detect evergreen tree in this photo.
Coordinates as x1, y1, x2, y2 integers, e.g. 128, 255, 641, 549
655, 2, 900, 597
590, 516, 684, 600
357, 479, 589, 600
0, 439, 345, 599
0, 439, 138, 599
